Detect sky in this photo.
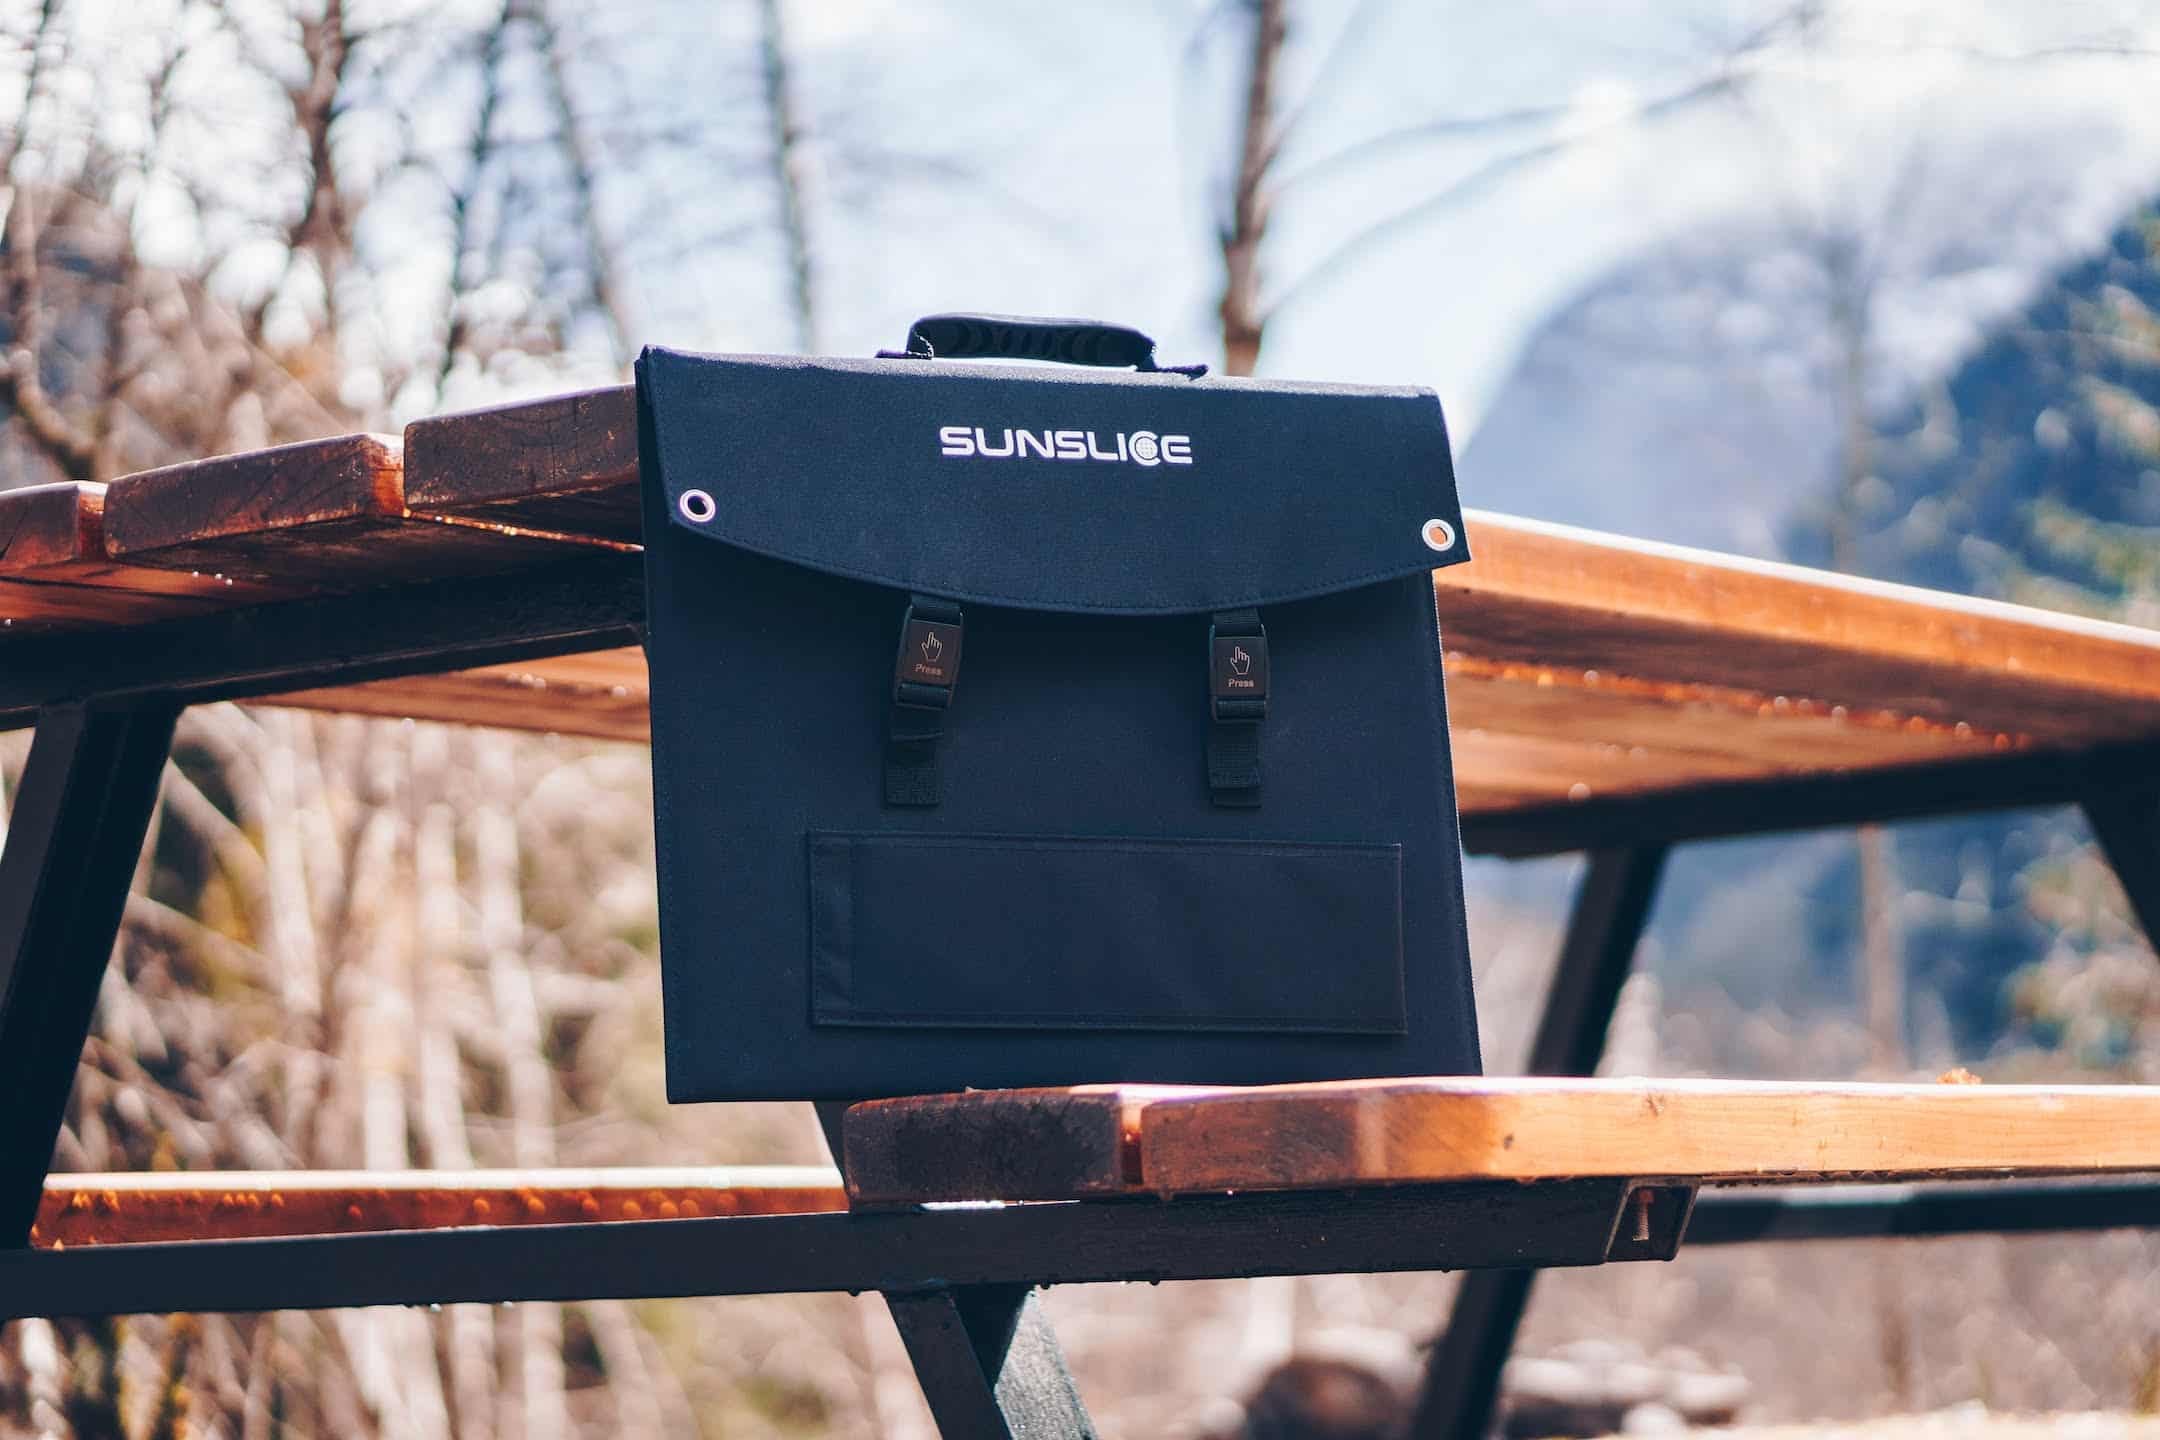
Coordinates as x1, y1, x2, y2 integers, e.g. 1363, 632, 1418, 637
648, 0, 2160, 444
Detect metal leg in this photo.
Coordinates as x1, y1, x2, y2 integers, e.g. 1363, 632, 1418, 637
0, 702, 178, 1246
816, 1102, 1097, 1439
1410, 846, 1669, 1440
2084, 789, 2160, 950
887, 1286, 1097, 1440
1411, 1263, 1536, 1440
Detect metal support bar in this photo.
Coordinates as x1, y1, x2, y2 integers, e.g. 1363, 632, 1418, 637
887, 1286, 1098, 1440
2084, 788, 2160, 952
1688, 1180, 2160, 1245
1411, 1262, 1533, 1440
1523, 848, 1672, 1075
818, 1102, 1097, 1439
1412, 846, 1669, 1440
0, 1177, 1645, 1323
1463, 743, 2160, 858
0, 702, 179, 1245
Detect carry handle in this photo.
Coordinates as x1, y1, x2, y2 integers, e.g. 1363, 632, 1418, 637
885, 313, 1207, 376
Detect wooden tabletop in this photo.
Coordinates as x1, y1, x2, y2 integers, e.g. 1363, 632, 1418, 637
5, 389, 2157, 846
840, 1077, 2160, 1205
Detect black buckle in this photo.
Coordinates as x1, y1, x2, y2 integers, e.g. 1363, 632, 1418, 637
1208, 620, 1268, 721
894, 600, 963, 706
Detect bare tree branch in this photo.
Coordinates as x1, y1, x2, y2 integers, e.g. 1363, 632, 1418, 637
1270, 99, 1574, 196
438, 0, 514, 395
531, 0, 632, 367
1263, 67, 1745, 326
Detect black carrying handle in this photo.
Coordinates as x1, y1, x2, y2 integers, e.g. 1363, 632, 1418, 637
885, 313, 1207, 376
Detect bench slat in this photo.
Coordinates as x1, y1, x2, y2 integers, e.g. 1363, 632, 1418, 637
403, 386, 642, 541
1438, 512, 2160, 745
271, 646, 653, 742
103, 434, 631, 588
33, 1166, 844, 1246
843, 1078, 2160, 1204
1, 483, 287, 630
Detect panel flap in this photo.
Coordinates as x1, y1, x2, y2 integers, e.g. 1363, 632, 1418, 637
637, 346, 1468, 615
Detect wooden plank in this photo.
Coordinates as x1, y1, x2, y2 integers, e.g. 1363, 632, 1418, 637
403, 386, 641, 541
1445, 653, 2011, 764
1440, 511, 2160, 744
1450, 728, 1863, 815
842, 1086, 1170, 1206
269, 646, 653, 742
103, 433, 632, 589
0, 482, 285, 630
32, 1166, 844, 1246
843, 1078, 2160, 1204
1445, 657, 1998, 816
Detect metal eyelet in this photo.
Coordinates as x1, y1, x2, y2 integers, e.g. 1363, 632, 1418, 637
678, 489, 717, 523
1421, 517, 1457, 553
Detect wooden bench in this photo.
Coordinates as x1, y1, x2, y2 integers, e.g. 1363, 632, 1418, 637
840, 1078, 2160, 1203
5, 404, 2159, 1438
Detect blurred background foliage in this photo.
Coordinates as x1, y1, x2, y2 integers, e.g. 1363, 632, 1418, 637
1, 0, 2157, 1435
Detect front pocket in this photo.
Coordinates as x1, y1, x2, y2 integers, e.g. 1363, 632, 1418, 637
808, 832, 1405, 1034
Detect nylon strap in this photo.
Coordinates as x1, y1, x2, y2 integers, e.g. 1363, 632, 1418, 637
887, 594, 963, 807
1208, 607, 1266, 808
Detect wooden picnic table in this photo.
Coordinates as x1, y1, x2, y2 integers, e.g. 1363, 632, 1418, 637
4, 393, 2159, 1438
7, 396, 2158, 858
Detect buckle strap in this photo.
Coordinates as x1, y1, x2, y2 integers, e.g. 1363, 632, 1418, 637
1208, 607, 1267, 808
887, 594, 963, 807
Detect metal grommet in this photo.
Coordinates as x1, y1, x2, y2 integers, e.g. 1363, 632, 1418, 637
678, 489, 717, 524
1421, 517, 1457, 553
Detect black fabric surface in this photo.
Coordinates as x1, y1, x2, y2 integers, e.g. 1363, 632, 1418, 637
639, 345, 1481, 1100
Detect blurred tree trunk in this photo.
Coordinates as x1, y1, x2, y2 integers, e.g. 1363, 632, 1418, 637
476, 735, 569, 1440
759, 0, 819, 353
1219, 0, 1287, 378
1823, 231, 1907, 1075
1823, 223, 1916, 1414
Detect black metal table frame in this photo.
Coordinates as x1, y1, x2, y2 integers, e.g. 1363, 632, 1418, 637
3, 556, 2157, 1440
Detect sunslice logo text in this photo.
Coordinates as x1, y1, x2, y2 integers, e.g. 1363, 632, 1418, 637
938, 426, 1194, 467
